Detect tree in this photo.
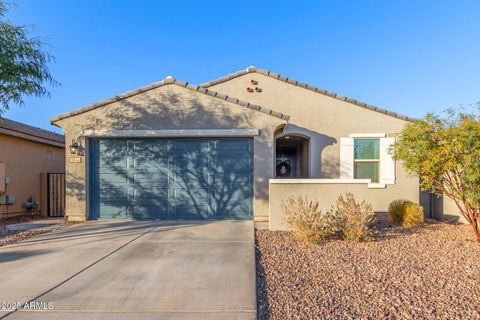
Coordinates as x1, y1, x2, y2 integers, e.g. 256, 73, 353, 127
392, 109, 480, 242
0, 1, 57, 114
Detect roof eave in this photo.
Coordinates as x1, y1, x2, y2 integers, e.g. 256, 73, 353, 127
0, 127, 64, 147
50, 78, 290, 124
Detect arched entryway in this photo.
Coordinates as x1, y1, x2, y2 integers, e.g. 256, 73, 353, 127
275, 126, 310, 178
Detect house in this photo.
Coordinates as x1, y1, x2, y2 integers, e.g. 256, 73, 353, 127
0, 118, 65, 219
50, 67, 447, 229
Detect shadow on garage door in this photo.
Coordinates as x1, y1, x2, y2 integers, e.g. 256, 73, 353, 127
88, 138, 253, 220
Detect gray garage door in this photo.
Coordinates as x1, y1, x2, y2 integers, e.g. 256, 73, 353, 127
89, 138, 253, 220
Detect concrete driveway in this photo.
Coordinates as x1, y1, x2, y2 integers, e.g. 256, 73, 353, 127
0, 220, 256, 320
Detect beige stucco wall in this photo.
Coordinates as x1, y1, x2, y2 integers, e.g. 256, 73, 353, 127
433, 195, 466, 223
269, 180, 420, 230
54, 73, 421, 222
0, 134, 65, 218
54, 84, 285, 221
209, 73, 421, 228
210, 73, 412, 178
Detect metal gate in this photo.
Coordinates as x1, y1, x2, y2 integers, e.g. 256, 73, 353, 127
48, 173, 65, 217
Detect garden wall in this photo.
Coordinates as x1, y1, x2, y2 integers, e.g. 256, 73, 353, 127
269, 178, 419, 231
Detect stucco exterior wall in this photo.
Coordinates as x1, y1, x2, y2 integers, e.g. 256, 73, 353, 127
0, 134, 65, 218
54, 72, 422, 222
208, 72, 422, 228
54, 84, 285, 221
269, 179, 420, 230
433, 195, 466, 223
209, 73, 411, 179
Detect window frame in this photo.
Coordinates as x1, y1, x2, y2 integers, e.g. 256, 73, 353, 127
353, 138, 380, 183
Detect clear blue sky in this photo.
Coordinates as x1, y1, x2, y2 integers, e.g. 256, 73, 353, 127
4, 0, 480, 133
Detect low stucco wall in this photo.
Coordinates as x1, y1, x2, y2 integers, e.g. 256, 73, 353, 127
269, 179, 419, 231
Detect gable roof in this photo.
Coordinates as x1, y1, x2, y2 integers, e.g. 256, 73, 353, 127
50, 77, 290, 124
0, 117, 64, 147
200, 66, 415, 122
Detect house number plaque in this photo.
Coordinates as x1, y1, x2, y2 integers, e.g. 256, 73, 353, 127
70, 157, 82, 163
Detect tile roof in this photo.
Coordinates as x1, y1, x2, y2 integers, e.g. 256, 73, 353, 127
200, 66, 416, 122
50, 77, 290, 123
0, 117, 64, 145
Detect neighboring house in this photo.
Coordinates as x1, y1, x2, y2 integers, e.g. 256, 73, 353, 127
0, 118, 65, 219
50, 67, 456, 229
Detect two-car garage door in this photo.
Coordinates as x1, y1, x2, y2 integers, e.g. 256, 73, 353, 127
89, 138, 253, 220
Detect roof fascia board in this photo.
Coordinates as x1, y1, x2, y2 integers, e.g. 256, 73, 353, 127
0, 128, 65, 148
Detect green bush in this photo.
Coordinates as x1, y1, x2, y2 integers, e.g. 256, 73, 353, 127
334, 193, 375, 242
388, 199, 424, 227
282, 196, 337, 244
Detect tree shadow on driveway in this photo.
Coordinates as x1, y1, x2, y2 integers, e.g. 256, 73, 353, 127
0, 249, 52, 264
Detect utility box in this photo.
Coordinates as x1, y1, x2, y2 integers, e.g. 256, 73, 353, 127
0, 194, 15, 205
0, 163, 5, 194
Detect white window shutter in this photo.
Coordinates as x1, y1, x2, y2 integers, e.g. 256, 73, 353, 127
340, 137, 354, 179
380, 137, 395, 184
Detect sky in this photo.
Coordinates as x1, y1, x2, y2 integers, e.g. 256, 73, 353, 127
3, 0, 480, 133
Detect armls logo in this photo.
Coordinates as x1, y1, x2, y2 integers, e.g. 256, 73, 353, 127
0, 301, 54, 310
21, 301, 54, 310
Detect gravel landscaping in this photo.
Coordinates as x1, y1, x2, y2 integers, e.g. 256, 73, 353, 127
0, 216, 68, 247
0, 229, 51, 247
256, 221, 480, 319
0, 214, 44, 224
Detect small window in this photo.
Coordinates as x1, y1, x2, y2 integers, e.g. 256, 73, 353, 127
354, 139, 380, 182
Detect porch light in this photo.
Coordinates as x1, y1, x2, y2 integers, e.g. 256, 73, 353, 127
69, 139, 80, 155
284, 136, 290, 140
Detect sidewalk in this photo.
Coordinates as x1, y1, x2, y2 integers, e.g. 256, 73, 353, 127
6, 218, 66, 233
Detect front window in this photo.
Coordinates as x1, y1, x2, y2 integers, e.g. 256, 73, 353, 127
354, 139, 380, 182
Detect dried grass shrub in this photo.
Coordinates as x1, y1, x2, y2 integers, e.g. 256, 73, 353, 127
388, 199, 424, 227
334, 192, 375, 242
403, 203, 424, 227
282, 196, 337, 244
388, 199, 408, 225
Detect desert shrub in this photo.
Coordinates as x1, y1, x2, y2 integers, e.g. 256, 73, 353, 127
388, 199, 424, 227
334, 193, 375, 242
388, 199, 408, 225
282, 196, 337, 244
402, 203, 424, 227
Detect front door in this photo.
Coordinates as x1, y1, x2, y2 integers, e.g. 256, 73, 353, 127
276, 147, 296, 178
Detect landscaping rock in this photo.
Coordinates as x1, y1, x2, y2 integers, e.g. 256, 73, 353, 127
0, 229, 50, 247
256, 222, 480, 319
